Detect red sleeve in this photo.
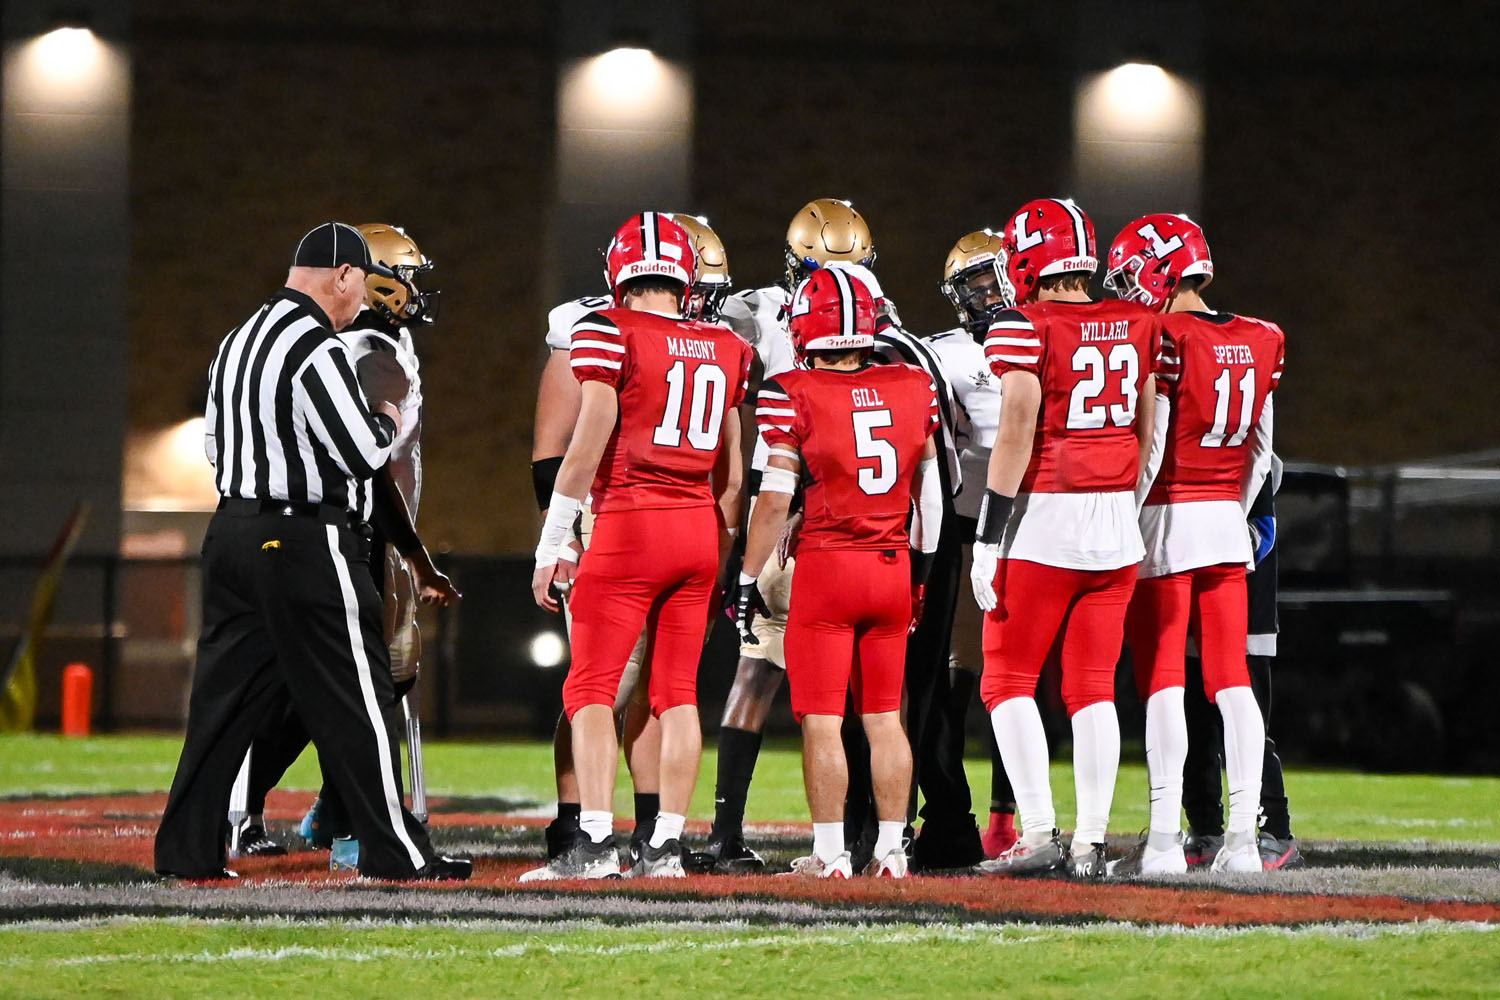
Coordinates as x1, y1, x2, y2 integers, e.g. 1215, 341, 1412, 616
569, 311, 626, 387
1156, 324, 1181, 397
754, 376, 800, 459
1269, 326, 1285, 392
923, 376, 940, 439
731, 338, 753, 408
983, 308, 1041, 377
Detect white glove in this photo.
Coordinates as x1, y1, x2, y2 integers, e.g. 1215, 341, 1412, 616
971, 542, 1000, 613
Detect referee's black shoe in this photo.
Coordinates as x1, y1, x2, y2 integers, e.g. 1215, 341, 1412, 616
692, 831, 765, 874
411, 855, 473, 881
157, 868, 240, 882
234, 824, 288, 858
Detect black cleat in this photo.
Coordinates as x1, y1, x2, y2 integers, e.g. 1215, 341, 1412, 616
234, 824, 288, 857
1069, 842, 1109, 881
974, 830, 1067, 877
696, 832, 766, 874
911, 815, 985, 872
157, 867, 240, 882
411, 855, 473, 881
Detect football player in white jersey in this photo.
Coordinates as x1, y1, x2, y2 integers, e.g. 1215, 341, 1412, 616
926, 230, 1022, 860
524, 215, 730, 879
699, 199, 876, 874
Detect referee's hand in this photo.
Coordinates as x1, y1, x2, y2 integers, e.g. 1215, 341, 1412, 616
411, 559, 461, 607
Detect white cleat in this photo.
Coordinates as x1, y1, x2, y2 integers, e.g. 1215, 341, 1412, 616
518, 838, 622, 881
782, 852, 854, 879
1108, 832, 1188, 878
1210, 832, 1265, 873
862, 848, 909, 879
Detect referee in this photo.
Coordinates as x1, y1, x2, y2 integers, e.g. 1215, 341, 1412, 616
153, 222, 469, 881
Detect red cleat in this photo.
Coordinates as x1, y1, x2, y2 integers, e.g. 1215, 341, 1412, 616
982, 812, 1018, 860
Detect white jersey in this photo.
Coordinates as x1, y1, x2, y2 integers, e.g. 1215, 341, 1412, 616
928, 327, 1002, 521
545, 294, 613, 352
340, 309, 423, 514
720, 285, 796, 472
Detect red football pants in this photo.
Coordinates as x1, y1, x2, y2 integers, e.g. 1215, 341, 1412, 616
1125, 564, 1250, 701
784, 547, 909, 723
562, 505, 717, 719
980, 559, 1138, 717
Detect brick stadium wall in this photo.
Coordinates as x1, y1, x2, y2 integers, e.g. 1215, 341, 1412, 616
129, 2, 1498, 554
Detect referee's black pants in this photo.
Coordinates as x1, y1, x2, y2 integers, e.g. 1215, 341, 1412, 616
154, 508, 434, 878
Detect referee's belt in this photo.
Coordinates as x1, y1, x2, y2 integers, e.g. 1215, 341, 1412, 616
217, 497, 362, 527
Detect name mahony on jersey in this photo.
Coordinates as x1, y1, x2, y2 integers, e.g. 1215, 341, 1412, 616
666, 336, 717, 360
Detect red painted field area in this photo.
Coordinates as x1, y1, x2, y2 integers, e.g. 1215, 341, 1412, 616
3, 792, 1496, 928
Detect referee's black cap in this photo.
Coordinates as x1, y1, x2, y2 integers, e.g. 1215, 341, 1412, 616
292, 222, 396, 277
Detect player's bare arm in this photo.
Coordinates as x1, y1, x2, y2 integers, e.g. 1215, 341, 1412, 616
532, 379, 619, 611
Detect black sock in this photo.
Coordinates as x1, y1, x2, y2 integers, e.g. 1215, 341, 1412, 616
712, 727, 764, 836
556, 802, 581, 828
633, 793, 660, 830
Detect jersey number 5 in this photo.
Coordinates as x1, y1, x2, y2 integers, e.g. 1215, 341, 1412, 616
852, 409, 897, 495
653, 361, 727, 451
1067, 344, 1139, 429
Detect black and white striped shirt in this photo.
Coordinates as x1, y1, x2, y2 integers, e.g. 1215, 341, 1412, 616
204, 288, 395, 519
872, 314, 962, 500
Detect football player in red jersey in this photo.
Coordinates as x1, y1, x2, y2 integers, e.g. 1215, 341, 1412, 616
531, 213, 753, 879
1106, 214, 1283, 876
526, 215, 730, 875
736, 267, 943, 878
970, 198, 1161, 879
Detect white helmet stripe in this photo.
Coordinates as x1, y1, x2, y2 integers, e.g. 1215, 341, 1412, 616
1056, 199, 1088, 257
828, 265, 854, 341
641, 211, 659, 261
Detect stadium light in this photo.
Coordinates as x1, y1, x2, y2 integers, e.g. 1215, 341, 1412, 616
1077, 61, 1202, 142
529, 632, 568, 669
28, 25, 104, 88
558, 45, 690, 131
122, 418, 218, 512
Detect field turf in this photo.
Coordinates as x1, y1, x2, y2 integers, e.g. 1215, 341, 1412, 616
1, 734, 1497, 997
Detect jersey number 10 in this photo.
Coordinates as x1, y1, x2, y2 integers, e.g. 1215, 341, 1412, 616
653, 360, 727, 451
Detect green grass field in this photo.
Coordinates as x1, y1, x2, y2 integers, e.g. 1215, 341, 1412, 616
4, 732, 1497, 844
2, 733, 1498, 997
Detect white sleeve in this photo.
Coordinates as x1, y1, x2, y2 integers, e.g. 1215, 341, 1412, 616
547, 298, 606, 352
911, 456, 943, 554
203, 357, 219, 468
1241, 394, 1275, 514
1137, 391, 1170, 509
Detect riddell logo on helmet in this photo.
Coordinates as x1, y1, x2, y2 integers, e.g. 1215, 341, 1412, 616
1056, 258, 1095, 272
621, 261, 681, 278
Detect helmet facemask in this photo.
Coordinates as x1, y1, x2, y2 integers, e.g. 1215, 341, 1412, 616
941, 255, 1016, 338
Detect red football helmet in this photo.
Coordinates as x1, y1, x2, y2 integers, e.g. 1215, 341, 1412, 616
602, 211, 697, 308
787, 266, 876, 360
1104, 213, 1213, 311
1002, 198, 1097, 303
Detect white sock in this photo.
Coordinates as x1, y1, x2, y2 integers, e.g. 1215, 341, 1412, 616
812, 822, 844, 863
1070, 701, 1120, 850
873, 820, 904, 860
649, 812, 685, 848
1217, 686, 1265, 836
579, 810, 613, 845
1144, 687, 1188, 837
990, 698, 1055, 842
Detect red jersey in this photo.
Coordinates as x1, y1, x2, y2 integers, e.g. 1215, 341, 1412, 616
1146, 311, 1285, 505
984, 299, 1162, 493
571, 308, 753, 512
757, 363, 938, 551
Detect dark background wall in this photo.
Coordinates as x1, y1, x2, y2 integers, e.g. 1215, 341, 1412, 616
127, 1, 1500, 554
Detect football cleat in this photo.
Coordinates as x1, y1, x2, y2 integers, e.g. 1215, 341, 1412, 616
1210, 831, 1265, 873
974, 830, 1066, 877
1258, 832, 1306, 871
232, 823, 288, 858
1069, 842, 1110, 881
863, 848, 909, 879
782, 852, 853, 879
1183, 830, 1224, 867
329, 836, 360, 873
518, 837, 623, 882
299, 797, 334, 850
628, 838, 687, 878
545, 815, 582, 861
981, 812, 1019, 860
1107, 832, 1188, 878
696, 832, 766, 875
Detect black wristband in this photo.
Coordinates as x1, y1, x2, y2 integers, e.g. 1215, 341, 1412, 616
910, 549, 936, 587
532, 456, 563, 511
975, 489, 1015, 545
371, 412, 397, 446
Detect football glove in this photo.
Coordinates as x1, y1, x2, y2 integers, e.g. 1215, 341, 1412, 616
733, 573, 771, 646
971, 542, 1000, 613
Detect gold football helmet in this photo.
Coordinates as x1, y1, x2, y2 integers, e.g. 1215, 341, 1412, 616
357, 223, 440, 326
783, 198, 875, 289
940, 229, 1015, 337
669, 213, 732, 321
